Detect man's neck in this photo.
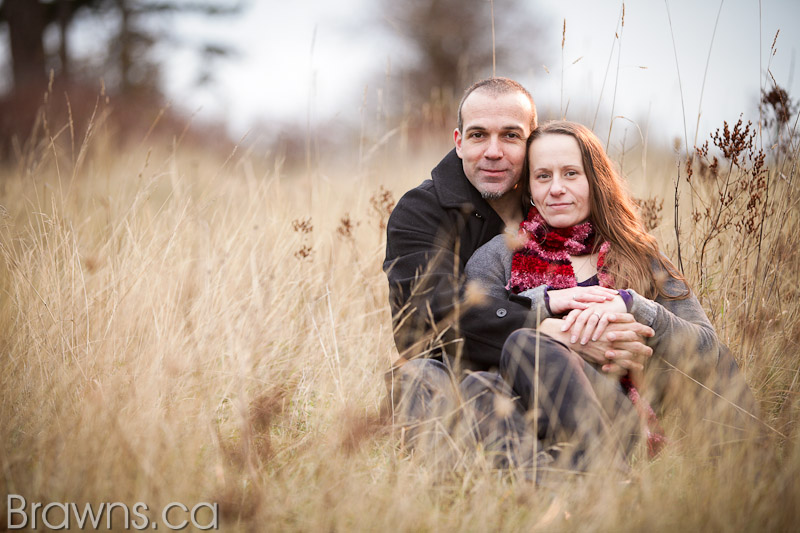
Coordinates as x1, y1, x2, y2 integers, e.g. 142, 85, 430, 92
487, 193, 524, 230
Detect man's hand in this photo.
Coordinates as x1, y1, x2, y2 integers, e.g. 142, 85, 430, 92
539, 315, 654, 377
599, 315, 654, 379
546, 286, 619, 315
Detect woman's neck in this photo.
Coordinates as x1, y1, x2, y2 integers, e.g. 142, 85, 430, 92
570, 252, 599, 283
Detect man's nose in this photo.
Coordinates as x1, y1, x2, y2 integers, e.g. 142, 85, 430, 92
484, 136, 502, 159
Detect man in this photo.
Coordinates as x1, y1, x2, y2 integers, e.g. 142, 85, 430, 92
384, 77, 538, 370
383, 76, 540, 469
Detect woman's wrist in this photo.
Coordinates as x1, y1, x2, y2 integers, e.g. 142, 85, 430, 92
544, 288, 553, 314
618, 289, 633, 312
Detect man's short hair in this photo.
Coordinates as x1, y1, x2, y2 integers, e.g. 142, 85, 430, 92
456, 77, 537, 133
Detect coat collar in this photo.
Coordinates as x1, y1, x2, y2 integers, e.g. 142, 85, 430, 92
431, 148, 495, 218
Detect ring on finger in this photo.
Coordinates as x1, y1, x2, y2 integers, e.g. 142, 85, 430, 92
592, 312, 602, 319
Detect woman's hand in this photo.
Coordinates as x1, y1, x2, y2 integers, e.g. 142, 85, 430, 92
546, 286, 619, 315
561, 296, 628, 345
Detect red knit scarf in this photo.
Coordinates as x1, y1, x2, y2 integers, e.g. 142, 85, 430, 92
508, 207, 667, 458
506, 207, 612, 293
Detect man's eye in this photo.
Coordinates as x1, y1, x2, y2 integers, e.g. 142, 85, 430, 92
506, 132, 520, 139
469, 132, 484, 139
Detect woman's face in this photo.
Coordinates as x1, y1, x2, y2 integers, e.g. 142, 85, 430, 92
528, 133, 591, 228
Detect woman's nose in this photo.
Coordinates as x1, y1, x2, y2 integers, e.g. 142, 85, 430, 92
550, 175, 566, 194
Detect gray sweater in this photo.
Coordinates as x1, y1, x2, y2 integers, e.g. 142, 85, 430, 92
464, 235, 721, 373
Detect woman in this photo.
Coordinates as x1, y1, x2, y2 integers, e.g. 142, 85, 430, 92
465, 121, 722, 470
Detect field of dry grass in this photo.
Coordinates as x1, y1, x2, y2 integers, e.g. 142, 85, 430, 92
1, 86, 799, 531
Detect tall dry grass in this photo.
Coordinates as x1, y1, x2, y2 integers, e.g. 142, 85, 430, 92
1, 83, 799, 531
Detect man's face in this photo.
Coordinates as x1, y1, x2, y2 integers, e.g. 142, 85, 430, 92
454, 90, 533, 200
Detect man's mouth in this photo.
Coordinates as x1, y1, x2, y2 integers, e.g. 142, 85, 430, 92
480, 168, 507, 177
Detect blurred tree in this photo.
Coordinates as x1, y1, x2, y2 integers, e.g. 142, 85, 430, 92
1, 0, 50, 91
381, 0, 544, 125
0, 0, 241, 96
0, 0, 242, 155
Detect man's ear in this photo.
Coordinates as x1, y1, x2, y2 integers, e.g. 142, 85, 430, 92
454, 128, 463, 158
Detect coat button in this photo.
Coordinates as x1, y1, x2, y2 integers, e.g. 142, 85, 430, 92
474, 212, 483, 219
496, 308, 507, 317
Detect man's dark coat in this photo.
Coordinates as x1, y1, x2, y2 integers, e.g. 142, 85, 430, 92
383, 148, 537, 370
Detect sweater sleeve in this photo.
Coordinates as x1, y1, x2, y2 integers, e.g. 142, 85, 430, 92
628, 273, 720, 380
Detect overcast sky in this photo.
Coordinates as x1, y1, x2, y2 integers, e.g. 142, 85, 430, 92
4, 0, 799, 146
157, 0, 799, 145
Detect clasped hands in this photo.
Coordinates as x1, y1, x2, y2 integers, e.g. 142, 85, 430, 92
542, 286, 654, 377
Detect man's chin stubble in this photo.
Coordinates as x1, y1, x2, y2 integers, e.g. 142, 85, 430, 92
481, 191, 506, 200
480, 180, 520, 201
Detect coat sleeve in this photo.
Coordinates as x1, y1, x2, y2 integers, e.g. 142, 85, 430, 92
383, 186, 535, 368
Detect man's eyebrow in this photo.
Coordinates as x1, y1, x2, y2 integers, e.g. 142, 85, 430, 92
464, 124, 525, 132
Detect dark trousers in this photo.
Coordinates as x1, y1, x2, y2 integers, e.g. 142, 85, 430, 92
389, 358, 536, 470
500, 329, 634, 472
390, 330, 634, 473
